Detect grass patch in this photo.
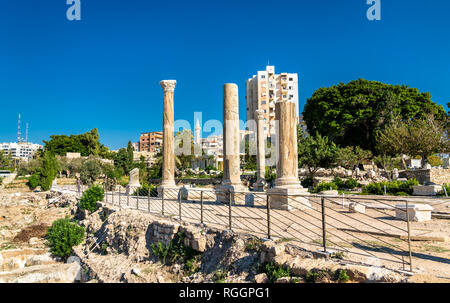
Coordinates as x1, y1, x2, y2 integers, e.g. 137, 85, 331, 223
264, 262, 290, 283
245, 237, 263, 251
424, 245, 450, 253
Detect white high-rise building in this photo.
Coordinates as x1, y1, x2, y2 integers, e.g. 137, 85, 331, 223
0, 142, 43, 161
246, 65, 299, 136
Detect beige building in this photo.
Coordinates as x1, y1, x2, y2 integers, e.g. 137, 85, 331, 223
246, 65, 299, 136
139, 131, 163, 152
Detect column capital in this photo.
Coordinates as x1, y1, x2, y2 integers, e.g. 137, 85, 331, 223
160, 80, 177, 92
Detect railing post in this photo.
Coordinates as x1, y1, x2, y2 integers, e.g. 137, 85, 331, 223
127, 187, 130, 206
148, 186, 151, 213
200, 191, 204, 224
136, 187, 139, 210
405, 199, 413, 272
321, 197, 327, 252
162, 190, 165, 216
178, 188, 182, 221
228, 190, 232, 230
266, 194, 271, 239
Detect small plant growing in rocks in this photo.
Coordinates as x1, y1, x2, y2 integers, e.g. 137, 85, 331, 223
245, 237, 263, 251
264, 262, 290, 282
79, 185, 104, 213
45, 218, 85, 259
213, 268, 228, 283
335, 269, 350, 283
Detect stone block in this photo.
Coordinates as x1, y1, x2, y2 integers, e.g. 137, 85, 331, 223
413, 185, 442, 196
395, 204, 433, 222
267, 187, 310, 211
349, 202, 366, 214
254, 273, 269, 283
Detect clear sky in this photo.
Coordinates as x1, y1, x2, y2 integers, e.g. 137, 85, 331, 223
1, 0, 449, 150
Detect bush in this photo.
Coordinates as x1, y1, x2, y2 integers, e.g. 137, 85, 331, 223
362, 179, 419, 196
151, 232, 197, 265
313, 181, 338, 193
27, 173, 41, 190
133, 184, 158, 197
301, 177, 314, 188
46, 218, 85, 259
264, 262, 290, 282
437, 184, 450, 197
79, 185, 104, 212
335, 269, 350, 283
344, 178, 359, 189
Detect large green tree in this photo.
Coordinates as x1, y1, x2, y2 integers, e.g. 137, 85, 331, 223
43, 128, 109, 157
303, 79, 446, 153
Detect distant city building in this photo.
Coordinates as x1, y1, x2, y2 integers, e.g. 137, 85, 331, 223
131, 142, 139, 151
139, 131, 163, 152
298, 114, 308, 134
0, 142, 42, 161
246, 65, 299, 136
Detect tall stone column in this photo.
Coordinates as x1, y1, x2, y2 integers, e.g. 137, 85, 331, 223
216, 84, 251, 205
255, 109, 266, 191
158, 80, 179, 197
268, 100, 309, 210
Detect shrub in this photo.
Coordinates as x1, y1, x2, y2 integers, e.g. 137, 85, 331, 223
27, 173, 41, 190
301, 177, 314, 188
46, 218, 85, 259
213, 268, 228, 283
313, 181, 338, 193
335, 269, 350, 283
344, 178, 359, 189
133, 184, 158, 197
79, 185, 104, 212
151, 232, 197, 265
362, 179, 419, 196
264, 262, 290, 282
437, 184, 450, 197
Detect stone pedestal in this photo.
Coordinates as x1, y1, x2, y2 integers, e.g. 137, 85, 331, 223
159, 80, 179, 196
216, 83, 253, 205
126, 168, 141, 195
413, 185, 442, 196
267, 100, 310, 210
395, 204, 433, 222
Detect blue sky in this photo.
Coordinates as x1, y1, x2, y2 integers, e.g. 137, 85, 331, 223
1, 0, 449, 150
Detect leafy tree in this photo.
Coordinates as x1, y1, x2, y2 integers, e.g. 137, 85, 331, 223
80, 158, 103, 185
39, 152, 60, 191
298, 129, 338, 180
373, 154, 401, 180
376, 115, 449, 167
43, 128, 104, 157
303, 79, 446, 153
0, 150, 12, 169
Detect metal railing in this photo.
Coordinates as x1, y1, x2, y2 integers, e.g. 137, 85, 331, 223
66, 183, 450, 273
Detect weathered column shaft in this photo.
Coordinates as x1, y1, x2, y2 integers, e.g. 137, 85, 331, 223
160, 80, 177, 187
222, 83, 241, 186
256, 109, 266, 185
275, 100, 299, 187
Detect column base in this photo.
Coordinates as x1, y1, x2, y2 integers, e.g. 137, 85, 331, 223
158, 184, 180, 199
215, 183, 254, 206
267, 186, 310, 211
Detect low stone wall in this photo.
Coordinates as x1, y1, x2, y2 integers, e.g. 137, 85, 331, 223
400, 168, 450, 185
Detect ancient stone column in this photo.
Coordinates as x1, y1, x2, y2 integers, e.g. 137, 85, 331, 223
268, 100, 309, 210
159, 80, 178, 197
255, 109, 266, 191
216, 84, 251, 204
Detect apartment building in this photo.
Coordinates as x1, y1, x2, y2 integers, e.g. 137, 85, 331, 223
139, 131, 163, 152
246, 65, 299, 136
0, 142, 43, 161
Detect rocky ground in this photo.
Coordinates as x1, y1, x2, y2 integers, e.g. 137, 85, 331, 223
0, 179, 449, 283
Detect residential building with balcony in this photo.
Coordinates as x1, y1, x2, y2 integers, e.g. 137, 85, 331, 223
139, 131, 163, 153
246, 65, 299, 136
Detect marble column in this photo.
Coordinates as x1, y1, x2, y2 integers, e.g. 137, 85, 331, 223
158, 80, 179, 198
216, 84, 251, 205
255, 109, 266, 191
267, 100, 309, 210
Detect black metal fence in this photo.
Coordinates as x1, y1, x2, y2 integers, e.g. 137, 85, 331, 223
78, 183, 433, 273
